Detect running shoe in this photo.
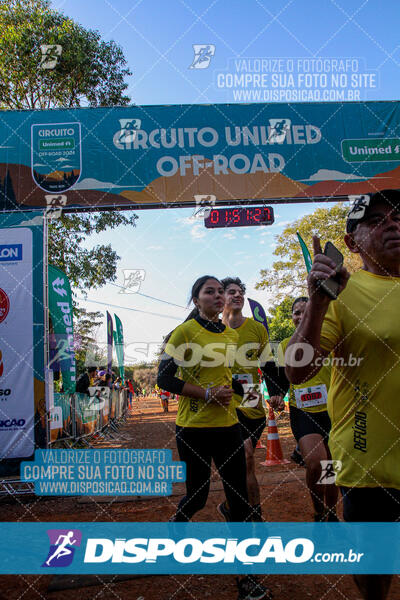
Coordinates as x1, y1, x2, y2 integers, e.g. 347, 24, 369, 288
217, 501, 231, 522
313, 511, 326, 522
236, 575, 273, 600
250, 504, 263, 522
325, 509, 339, 522
290, 447, 305, 466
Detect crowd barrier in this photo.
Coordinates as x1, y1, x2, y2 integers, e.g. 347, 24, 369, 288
50, 388, 129, 446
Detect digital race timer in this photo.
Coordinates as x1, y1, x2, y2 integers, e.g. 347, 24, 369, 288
204, 206, 274, 228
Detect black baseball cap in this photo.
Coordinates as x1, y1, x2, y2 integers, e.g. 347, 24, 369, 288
346, 189, 400, 233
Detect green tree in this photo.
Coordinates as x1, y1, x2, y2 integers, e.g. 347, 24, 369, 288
0, 0, 138, 362
267, 297, 296, 342
256, 203, 362, 303
0, 0, 132, 109
74, 314, 106, 375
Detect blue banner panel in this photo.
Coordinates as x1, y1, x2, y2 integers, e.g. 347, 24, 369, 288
2, 102, 400, 210
0, 522, 399, 574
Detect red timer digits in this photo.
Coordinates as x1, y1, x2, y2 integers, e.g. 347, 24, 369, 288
205, 206, 274, 228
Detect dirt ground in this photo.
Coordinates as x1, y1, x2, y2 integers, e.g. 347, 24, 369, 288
0, 396, 399, 600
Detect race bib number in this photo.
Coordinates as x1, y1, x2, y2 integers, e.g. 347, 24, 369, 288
233, 373, 253, 387
294, 384, 327, 409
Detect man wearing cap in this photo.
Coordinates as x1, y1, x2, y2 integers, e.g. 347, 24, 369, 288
285, 190, 400, 600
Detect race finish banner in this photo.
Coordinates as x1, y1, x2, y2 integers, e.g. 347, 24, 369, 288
0, 212, 45, 465
0, 101, 400, 211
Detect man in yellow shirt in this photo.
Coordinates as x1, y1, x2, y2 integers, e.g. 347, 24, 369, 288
220, 277, 271, 522
286, 190, 400, 600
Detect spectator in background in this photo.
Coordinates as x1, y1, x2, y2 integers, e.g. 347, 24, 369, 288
76, 366, 97, 395
127, 379, 135, 408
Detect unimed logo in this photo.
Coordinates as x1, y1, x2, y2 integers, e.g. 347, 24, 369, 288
0, 244, 22, 262
84, 536, 314, 564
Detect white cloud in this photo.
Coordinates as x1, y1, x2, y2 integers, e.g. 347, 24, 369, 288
243, 234, 250, 239
55, 157, 69, 163
33, 163, 47, 167
146, 245, 163, 250
191, 224, 206, 239
300, 169, 369, 182
176, 215, 196, 226
223, 232, 236, 239
17, 215, 43, 226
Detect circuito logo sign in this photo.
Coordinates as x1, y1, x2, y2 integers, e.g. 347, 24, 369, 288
31, 123, 82, 193
42, 529, 82, 567
0, 289, 10, 323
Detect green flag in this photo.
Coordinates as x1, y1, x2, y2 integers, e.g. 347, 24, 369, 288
296, 232, 313, 273
114, 314, 125, 383
48, 265, 76, 393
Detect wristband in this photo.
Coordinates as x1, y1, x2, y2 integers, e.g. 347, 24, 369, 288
205, 386, 211, 402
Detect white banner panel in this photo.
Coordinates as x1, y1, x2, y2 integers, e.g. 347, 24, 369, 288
0, 228, 34, 458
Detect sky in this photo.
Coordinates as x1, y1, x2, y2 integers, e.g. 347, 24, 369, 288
50, 0, 400, 364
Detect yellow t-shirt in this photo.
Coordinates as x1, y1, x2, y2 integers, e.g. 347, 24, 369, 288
278, 337, 331, 413
231, 318, 271, 420
165, 319, 239, 428
320, 269, 400, 489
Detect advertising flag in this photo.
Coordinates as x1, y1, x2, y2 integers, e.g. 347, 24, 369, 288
297, 232, 313, 273
106, 311, 113, 374
248, 298, 270, 335
114, 314, 125, 383
48, 265, 76, 394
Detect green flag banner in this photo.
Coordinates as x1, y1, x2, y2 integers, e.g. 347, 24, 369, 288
296, 232, 313, 273
48, 265, 76, 393
114, 314, 125, 383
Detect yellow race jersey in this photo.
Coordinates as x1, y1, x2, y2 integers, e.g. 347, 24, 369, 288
231, 318, 270, 420
279, 337, 331, 413
165, 319, 239, 428
320, 269, 400, 489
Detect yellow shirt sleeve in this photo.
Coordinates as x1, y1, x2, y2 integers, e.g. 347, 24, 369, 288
165, 325, 188, 362
320, 300, 343, 353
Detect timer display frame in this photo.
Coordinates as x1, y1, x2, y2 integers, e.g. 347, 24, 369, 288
204, 206, 274, 228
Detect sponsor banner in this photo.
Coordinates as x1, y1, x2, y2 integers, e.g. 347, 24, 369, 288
0, 522, 398, 574
0, 212, 45, 463
0, 102, 400, 211
54, 393, 73, 438
0, 224, 34, 458
48, 265, 76, 393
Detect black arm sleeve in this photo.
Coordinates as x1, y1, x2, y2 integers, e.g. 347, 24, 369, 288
261, 361, 290, 397
157, 356, 185, 394
232, 378, 244, 397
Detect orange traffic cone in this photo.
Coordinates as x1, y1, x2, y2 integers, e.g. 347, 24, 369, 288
260, 406, 290, 466
255, 438, 266, 449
